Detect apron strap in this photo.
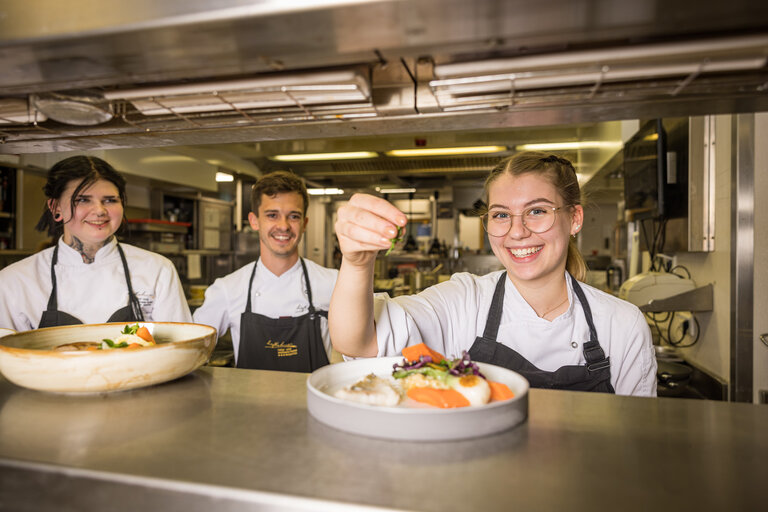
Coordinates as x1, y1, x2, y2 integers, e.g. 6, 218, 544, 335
117, 243, 144, 322
481, 272, 507, 341
569, 274, 610, 372
46, 242, 61, 312
299, 258, 317, 315
244, 260, 259, 314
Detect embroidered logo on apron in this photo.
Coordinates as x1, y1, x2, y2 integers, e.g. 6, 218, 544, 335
266, 340, 298, 357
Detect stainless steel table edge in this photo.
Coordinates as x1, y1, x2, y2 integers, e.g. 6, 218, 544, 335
0, 457, 409, 512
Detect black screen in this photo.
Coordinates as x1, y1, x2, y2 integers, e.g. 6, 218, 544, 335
624, 119, 667, 220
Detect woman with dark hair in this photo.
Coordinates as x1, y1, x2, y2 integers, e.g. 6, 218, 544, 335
0, 155, 191, 331
330, 151, 656, 396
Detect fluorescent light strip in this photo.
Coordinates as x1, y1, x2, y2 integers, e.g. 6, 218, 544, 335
516, 141, 624, 151
386, 145, 506, 157
431, 57, 767, 96
434, 34, 768, 77
103, 70, 369, 100
271, 151, 378, 162
215, 172, 234, 182
307, 188, 344, 195
375, 187, 416, 194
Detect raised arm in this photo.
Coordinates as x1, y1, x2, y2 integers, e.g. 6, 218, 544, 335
330, 194, 407, 357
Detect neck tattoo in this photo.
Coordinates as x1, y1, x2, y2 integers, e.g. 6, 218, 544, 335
68, 235, 113, 264
538, 295, 569, 319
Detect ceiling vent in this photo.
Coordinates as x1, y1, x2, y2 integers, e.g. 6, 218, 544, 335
31, 92, 113, 126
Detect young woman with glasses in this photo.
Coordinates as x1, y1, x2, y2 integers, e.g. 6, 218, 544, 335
330, 151, 656, 396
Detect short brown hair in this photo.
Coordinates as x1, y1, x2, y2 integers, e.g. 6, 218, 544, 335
250, 170, 309, 215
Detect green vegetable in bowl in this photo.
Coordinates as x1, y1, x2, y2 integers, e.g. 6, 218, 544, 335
385, 226, 404, 256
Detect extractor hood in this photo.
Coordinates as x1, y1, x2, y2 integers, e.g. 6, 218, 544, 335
0, 0, 766, 191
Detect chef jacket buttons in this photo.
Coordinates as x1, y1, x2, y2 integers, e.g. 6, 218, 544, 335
571, 341, 578, 349
253, 292, 260, 297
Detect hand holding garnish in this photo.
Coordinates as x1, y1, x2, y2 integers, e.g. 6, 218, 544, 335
384, 226, 404, 256
335, 193, 407, 266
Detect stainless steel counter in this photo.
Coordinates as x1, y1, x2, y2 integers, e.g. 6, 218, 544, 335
1, 367, 766, 511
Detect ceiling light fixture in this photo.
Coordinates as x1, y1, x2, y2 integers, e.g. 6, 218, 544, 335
215, 172, 234, 182
271, 151, 378, 162
307, 188, 344, 196
515, 141, 624, 151
385, 146, 507, 157
103, 69, 370, 116
375, 187, 417, 194
434, 34, 768, 77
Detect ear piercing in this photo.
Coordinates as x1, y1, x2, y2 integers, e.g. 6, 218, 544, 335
54, 214, 62, 221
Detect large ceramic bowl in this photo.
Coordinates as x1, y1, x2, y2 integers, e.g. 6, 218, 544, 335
0, 322, 216, 393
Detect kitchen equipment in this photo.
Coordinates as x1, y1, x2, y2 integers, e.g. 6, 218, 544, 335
657, 361, 693, 397
0, 322, 216, 393
306, 356, 529, 441
618, 271, 695, 307
654, 345, 684, 363
606, 263, 624, 293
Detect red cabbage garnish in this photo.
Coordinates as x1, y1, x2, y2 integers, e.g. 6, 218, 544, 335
393, 351, 485, 379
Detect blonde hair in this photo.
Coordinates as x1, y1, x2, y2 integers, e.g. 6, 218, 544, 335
483, 151, 587, 281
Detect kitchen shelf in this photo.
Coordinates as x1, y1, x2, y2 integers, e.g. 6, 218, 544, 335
126, 219, 191, 234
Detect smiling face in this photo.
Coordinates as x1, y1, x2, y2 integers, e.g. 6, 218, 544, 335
248, 191, 308, 264
52, 178, 124, 248
486, 172, 583, 286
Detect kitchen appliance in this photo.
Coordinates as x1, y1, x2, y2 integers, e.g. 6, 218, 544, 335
657, 361, 693, 397
618, 271, 696, 307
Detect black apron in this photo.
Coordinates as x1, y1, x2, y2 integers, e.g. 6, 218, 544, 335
38, 242, 145, 328
468, 273, 615, 393
236, 258, 330, 372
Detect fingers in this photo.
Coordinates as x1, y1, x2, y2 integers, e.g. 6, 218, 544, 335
336, 194, 407, 252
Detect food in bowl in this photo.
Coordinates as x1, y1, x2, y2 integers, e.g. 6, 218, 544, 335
0, 322, 216, 393
393, 344, 514, 408
334, 373, 402, 406
332, 344, 515, 409
54, 323, 156, 351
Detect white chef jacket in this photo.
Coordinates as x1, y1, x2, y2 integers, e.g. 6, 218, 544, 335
192, 258, 339, 364
0, 238, 191, 331
372, 270, 657, 397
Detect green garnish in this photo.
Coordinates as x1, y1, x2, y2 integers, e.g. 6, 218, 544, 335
101, 338, 129, 348
101, 323, 140, 348
385, 226, 404, 256
122, 323, 140, 335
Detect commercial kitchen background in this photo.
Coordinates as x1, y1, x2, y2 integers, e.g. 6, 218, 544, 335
0, 0, 766, 403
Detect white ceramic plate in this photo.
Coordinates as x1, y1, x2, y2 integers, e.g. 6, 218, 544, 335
307, 357, 529, 441
0, 322, 216, 393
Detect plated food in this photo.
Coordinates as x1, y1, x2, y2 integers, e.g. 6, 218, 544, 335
307, 349, 530, 441
0, 322, 216, 393
334, 344, 515, 409
55, 323, 157, 351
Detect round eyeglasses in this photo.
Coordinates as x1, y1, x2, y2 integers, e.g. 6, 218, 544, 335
481, 206, 569, 237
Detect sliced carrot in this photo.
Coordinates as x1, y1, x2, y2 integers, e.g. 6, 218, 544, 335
127, 343, 142, 349
135, 326, 155, 343
401, 343, 445, 364
488, 381, 515, 402
407, 387, 470, 408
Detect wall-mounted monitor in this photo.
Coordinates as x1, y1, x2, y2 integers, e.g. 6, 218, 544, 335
623, 119, 688, 220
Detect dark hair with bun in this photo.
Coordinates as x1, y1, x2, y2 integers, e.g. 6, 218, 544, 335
35, 155, 127, 237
